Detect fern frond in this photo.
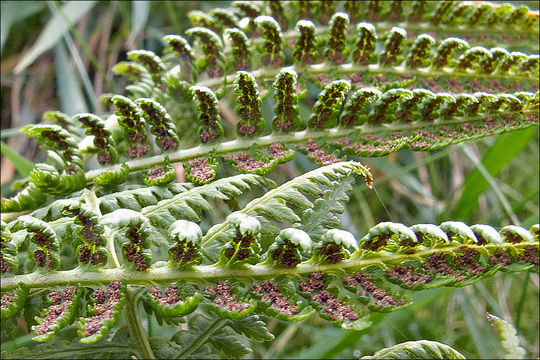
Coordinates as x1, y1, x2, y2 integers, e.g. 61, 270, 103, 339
486, 312, 527, 359
2, 218, 537, 335
2, 165, 538, 343
22, 125, 85, 196
361, 339, 466, 359
32, 285, 81, 342
76, 85, 537, 189
2, 1, 538, 210
1, 181, 47, 214
140, 173, 274, 230
201, 161, 372, 253
74, 113, 117, 165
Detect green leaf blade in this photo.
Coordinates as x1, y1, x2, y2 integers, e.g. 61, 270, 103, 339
0, 141, 34, 177
14, 1, 97, 73
486, 312, 527, 359
361, 340, 466, 359
453, 127, 538, 221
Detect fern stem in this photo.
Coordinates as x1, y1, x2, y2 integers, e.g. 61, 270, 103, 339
178, 318, 228, 358
273, 22, 538, 49
147, 312, 153, 337
194, 62, 537, 90
1, 210, 32, 223
124, 286, 155, 359
2, 334, 35, 352
3, 344, 139, 358
106, 228, 122, 268
1, 244, 532, 291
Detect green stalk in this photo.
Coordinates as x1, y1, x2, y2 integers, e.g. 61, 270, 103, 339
178, 318, 227, 358
458, 289, 491, 358
515, 271, 530, 331
1, 243, 533, 291
496, 188, 540, 224
194, 62, 537, 90
124, 286, 155, 359
165, 2, 181, 33
372, 146, 457, 186
352, 190, 376, 229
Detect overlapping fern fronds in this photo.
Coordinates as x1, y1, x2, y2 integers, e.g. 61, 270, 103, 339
1, 1, 539, 359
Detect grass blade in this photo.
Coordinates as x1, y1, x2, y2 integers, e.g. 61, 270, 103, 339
54, 42, 88, 115
1, 1, 45, 52
0, 141, 34, 177
48, 1, 97, 112
14, 0, 97, 73
458, 290, 491, 359
453, 127, 536, 221
128, 1, 150, 45
460, 145, 519, 224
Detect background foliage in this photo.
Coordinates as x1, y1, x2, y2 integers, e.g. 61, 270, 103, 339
1, 1, 538, 358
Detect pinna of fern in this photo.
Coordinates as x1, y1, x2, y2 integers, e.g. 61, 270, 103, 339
1, 213, 538, 340
1, 163, 538, 335
1, 74, 537, 212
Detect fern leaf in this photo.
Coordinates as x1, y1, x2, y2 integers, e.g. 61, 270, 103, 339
32, 286, 81, 342
1, 219, 537, 337
1, 221, 18, 274
141, 173, 274, 229
147, 284, 201, 317
298, 175, 354, 241
77, 281, 126, 344
73, 113, 117, 165
110, 95, 149, 159
486, 312, 526, 359
127, 50, 166, 89
1, 181, 47, 213
361, 339, 466, 359
202, 161, 372, 250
